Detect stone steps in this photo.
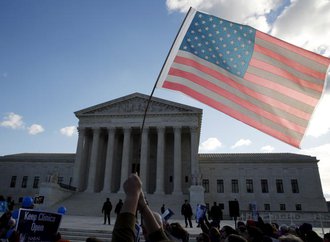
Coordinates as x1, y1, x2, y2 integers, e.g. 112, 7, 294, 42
59, 227, 198, 242
49, 192, 190, 219
59, 228, 113, 242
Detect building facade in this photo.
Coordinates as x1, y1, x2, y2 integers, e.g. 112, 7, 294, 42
0, 93, 327, 217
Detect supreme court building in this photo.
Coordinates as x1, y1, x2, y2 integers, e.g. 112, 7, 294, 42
0, 93, 328, 218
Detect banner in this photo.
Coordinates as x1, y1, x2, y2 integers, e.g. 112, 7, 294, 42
15, 209, 62, 242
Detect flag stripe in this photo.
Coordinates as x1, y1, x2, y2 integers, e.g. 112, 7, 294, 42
254, 44, 326, 82
251, 52, 324, 97
177, 50, 315, 113
174, 53, 312, 122
256, 31, 330, 66
169, 67, 306, 134
244, 70, 319, 106
248, 58, 322, 100
165, 75, 303, 137
255, 37, 329, 74
163, 79, 301, 147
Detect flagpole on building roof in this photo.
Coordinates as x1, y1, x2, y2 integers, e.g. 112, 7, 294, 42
140, 7, 193, 132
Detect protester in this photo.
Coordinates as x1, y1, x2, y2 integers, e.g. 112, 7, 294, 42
181, 200, 193, 228
209, 202, 222, 228
0, 211, 12, 239
102, 198, 112, 225
114, 199, 123, 216
111, 173, 174, 242
225, 234, 247, 242
161, 204, 165, 214
278, 234, 303, 242
324, 232, 330, 242
0, 217, 15, 241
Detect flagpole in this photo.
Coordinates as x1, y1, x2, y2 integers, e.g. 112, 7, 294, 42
140, 7, 194, 132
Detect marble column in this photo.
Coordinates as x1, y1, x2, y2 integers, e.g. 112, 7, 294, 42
86, 128, 100, 192
119, 127, 131, 192
190, 126, 199, 184
155, 126, 165, 194
173, 126, 182, 194
140, 127, 149, 192
72, 127, 85, 191
102, 127, 115, 193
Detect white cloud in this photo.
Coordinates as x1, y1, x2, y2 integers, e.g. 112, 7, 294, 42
271, 0, 330, 56
166, 0, 278, 31
245, 14, 271, 33
0, 112, 24, 129
60, 126, 77, 137
27, 124, 44, 135
300, 144, 330, 201
306, 93, 330, 137
231, 139, 252, 149
260, 145, 275, 152
199, 137, 222, 153
166, 0, 206, 13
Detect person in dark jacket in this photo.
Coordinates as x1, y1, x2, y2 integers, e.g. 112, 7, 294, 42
102, 198, 112, 225
210, 202, 222, 228
181, 200, 193, 228
114, 199, 123, 216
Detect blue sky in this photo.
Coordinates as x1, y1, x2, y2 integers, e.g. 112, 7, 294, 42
1, 0, 330, 199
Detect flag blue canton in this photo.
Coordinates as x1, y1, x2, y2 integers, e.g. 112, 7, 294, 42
180, 12, 256, 78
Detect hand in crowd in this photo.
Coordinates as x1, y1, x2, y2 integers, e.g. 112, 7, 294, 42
123, 173, 142, 198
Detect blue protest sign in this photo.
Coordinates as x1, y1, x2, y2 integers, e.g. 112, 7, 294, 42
161, 208, 174, 221
196, 204, 207, 223
16, 209, 62, 242
0, 201, 7, 212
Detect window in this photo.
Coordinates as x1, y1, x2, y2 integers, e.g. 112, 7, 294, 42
276, 179, 284, 193
295, 204, 302, 211
246, 179, 254, 193
202, 179, 209, 193
280, 204, 286, 211
217, 179, 224, 193
231, 179, 239, 193
21, 176, 28, 188
10, 176, 17, 188
291, 179, 299, 193
264, 204, 270, 211
33, 176, 40, 189
261, 179, 268, 193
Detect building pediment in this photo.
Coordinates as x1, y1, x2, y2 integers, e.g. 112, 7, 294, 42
75, 92, 202, 117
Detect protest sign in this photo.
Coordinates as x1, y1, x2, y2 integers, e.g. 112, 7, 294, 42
16, 209, 62, 242
196, 204, 207, 223
161, 208, 174, 221
0, 201, 7, 212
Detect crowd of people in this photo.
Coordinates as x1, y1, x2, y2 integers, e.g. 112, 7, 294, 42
111, 173, 330, 242
1, 174, 330, 242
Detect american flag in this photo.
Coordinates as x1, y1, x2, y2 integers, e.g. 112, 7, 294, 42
157, 8, 330, 148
